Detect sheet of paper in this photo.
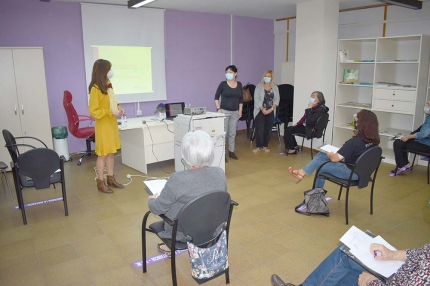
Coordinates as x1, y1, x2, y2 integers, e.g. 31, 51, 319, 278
320, 144, 340, 153
340, 226, 404, 278
144, 179, 167, 195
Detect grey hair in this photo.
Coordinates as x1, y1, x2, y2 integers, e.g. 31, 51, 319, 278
181, 130, 214, 167
312, 91, 325, 105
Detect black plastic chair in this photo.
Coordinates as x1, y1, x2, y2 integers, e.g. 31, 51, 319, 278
142, 191, 238, 286
239, 84, 255, 139
287, 113, 329, 159
3, 129, 68, 224
312, 146, 383, 225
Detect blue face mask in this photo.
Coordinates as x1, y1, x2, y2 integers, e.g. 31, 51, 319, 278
225, 73, 234, 81
263, 77, 271, 83
309, 97, 315, 104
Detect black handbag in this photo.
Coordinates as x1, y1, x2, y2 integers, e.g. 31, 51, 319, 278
295, 187, 330, 217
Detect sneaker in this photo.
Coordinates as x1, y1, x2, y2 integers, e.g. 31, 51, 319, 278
389, 163, 412, 177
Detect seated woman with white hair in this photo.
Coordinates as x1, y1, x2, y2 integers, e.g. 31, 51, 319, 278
148, 130, 227, 255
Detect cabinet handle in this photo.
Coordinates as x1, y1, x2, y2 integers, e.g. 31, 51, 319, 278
21, 105, 24, 115
14, 105, 17, 115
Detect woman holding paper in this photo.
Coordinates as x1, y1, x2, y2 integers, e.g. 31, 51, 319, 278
288, 110, 380, 187
270, 243, 430, 286
88, 59, 125, 194
147, 130, 227, 255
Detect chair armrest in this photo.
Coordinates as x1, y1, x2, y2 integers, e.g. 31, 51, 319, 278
231, 200, 239, 206
75, 115, 94, 126
159, 214, 174, 226
6, 143, 39, 150
14, 136, 48, 148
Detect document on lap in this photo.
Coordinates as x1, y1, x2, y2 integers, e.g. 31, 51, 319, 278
340, 225, 404, 279
319, 144, 340, 154
144, 179, 167, 196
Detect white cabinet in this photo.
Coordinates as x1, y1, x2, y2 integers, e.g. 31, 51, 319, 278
0, 48, 52, 169
334, 35, 430, 164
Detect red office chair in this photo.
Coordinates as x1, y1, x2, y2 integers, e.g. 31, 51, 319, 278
63, 90, 95, 165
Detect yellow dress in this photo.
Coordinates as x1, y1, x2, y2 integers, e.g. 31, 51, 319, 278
88, 86, 121, 156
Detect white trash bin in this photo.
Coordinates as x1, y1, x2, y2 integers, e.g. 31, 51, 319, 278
52, 126, 70, 161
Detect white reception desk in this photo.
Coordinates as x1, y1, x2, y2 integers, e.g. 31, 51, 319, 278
119, 116, 174, 174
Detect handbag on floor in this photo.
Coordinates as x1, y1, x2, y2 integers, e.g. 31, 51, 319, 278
187, 229, 229, 283
295, 187, 330, 217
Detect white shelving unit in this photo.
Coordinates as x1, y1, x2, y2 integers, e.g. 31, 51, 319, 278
334, 35, 430, 164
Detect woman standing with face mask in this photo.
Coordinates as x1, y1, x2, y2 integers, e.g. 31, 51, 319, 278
283, 91, 329, 154
214, 65, 243, 162
252, 70, 280, 153
89, 59, 125, 193
390, 100, 430, 176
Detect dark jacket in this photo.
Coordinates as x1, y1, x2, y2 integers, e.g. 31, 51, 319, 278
302, 104, 329, 139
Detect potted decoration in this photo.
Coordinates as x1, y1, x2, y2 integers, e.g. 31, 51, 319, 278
155, 103, 166, 119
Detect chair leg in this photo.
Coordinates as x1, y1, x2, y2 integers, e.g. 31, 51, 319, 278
225, 269, 230, 284
411, 154, 417, 171
310, 139, 313, 159
171, 246, 177, 286
427, 160, 429, 185
370, 182, 375, 215
345, 186, 350, 225
277, 125, 281, 144
142, 212, 150, 273
0, 170, 13, 200
301, 137, 305, 151
246, 119, 250, 139
338, 186, 343, 200
17, 188, 27, 225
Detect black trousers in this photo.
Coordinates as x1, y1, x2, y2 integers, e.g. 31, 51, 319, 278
254, 111, 274, 148
393, 139, 430, 168
284, 125, 306, 150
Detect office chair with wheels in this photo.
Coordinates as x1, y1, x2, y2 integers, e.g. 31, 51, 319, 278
312, 146, 383, 225
287, 113, 329, 159
142, 191, 238, 286
63, 90, 95, 165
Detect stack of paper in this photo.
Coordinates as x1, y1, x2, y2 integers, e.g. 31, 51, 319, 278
144, 179, 167, 195
319, 144, 340, 153
340, 226, 404, 279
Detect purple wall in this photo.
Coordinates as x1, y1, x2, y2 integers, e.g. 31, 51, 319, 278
0, 0, 274, 153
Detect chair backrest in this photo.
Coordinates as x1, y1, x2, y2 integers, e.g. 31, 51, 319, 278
313, 113, 329, 138
63, 90, 80, 136
278, 84, 294, 123
2, 129, 19, 164
17, 148, 61, 189
353, 146, 383, 188
239, 84, 256, 121
177, 191, 231, 246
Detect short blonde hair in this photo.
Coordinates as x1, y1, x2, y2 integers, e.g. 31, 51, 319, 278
261, 70, 274, 85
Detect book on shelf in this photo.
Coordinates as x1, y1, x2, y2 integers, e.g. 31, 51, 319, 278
338, 102, 371, 109
340, 226, 404, 283
343, 69, 359, 83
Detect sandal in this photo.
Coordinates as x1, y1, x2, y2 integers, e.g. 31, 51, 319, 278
263, 147, 270, 153
157, 243, 171, 257
252, 148, 261, 154
288, 167, 304, 184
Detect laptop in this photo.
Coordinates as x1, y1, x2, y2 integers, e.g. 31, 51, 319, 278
165, 102, 185, 120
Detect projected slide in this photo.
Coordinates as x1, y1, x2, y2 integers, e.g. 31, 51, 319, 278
92, 46, 153, 94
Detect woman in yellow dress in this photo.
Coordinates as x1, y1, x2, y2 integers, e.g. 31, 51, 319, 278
88, 59, 124, 193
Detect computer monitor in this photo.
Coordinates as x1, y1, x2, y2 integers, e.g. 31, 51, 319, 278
165, 102, 185, 119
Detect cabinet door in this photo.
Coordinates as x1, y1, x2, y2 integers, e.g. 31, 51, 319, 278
0, 49, 22, 168
12, 48, 53, 149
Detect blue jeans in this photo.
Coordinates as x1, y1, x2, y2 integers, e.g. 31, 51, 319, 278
302, 245, 367, 286
302, 152, 358, 188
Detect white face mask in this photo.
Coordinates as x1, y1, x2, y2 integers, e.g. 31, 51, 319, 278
107, 70, 114, 79
424, 106, 430, 115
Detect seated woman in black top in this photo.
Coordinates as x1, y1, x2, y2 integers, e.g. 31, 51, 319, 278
288, 110, 380, 187
284, 91, 329, 154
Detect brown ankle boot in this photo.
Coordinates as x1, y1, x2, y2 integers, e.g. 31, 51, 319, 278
107, 175, 124, 189
97, 179, 113, 194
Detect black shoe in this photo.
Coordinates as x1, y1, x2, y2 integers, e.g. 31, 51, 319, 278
270, 274, 298, 286
229, 151, 238, 160
286, 149, 298, 155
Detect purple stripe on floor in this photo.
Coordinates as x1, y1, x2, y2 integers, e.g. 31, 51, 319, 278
296, 197, 333, 212
133, 249, 188, 268
13, 197, 63, 209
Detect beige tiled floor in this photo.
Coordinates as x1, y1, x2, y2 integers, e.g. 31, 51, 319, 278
0, 132, 429, 285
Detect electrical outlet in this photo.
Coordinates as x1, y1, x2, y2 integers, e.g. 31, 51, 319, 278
136, 110, 142, 117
